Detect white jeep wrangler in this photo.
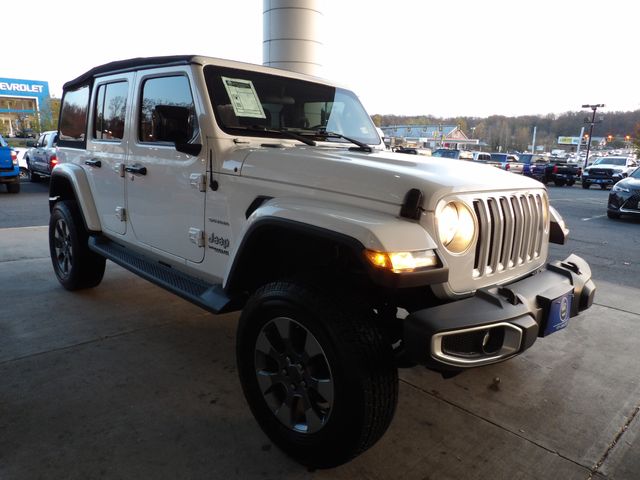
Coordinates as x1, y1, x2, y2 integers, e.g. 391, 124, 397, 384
49, 55, 595, 468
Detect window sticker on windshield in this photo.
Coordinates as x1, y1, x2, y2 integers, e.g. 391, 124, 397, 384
221, 77, 266, 119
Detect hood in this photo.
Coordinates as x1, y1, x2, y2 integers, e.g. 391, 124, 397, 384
616, 175, 640, 190
586, 163, 625, 171
240, 146, 543, 211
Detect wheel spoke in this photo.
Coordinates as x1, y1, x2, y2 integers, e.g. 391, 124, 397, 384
272, 317, 290, 344
256, 370, 276, 394
255, 330, 279, 359
304, 405, 324, 433
275, 398, 293, 427
311, 378, 334, 405
303, 330, 323, 361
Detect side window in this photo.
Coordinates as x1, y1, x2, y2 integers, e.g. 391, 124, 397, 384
94, 81, 128, 141
138, 75, 198, 144
59, 85, 90, 145
42, 133, 50, 147
37, 133, 46, 147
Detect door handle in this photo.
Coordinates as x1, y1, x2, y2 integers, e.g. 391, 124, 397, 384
85, 159, 102, 167
125, 164, 147, 175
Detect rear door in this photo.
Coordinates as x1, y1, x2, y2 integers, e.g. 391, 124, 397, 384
32, 133, 47, 173
84, 73, 134, 235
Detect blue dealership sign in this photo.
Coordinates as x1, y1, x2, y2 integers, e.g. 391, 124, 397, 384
0, 77, 51, 121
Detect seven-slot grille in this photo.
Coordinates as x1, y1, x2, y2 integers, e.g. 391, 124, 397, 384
472, 192, 547, 278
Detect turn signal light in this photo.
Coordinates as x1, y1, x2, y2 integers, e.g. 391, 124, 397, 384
365, 249, 438, 273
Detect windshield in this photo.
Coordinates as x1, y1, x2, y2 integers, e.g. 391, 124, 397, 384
631, 167, 640, 179
0, 135, 6, 147
203, 65, 380, 145
594, 157, 626, 166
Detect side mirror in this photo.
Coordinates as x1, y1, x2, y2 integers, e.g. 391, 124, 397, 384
152, 105, 196, 144
176, 142, 202, 156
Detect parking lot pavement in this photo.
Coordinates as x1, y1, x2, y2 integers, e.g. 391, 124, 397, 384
1, 227, 639, 479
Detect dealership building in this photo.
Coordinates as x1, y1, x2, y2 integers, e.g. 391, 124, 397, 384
0, 77, 51, 136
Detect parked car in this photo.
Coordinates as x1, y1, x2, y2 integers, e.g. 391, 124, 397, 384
0, 134, 20, 193
607, 167, 640, 219
25, 130, 59, 181
431, 148, 472, 160
15, 129, 37, 138
13, 147, 30, 180
582, 156, 638, 190
490, 153, 524, 173
470, 152, 492, 162
520, 154, 582, 186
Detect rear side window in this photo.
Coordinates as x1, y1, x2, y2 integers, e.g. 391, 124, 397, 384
138, 75, 198, 144
59, 85, 90, 146
94, 81, 128, 141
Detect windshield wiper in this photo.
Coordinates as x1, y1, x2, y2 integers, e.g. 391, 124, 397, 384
236, 126, 316, 146
313, 128, 372, 152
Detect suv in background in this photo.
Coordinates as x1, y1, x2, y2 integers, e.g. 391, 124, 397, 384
582, 156, 638, 189
25, 130, 59, 181
490, 153, 524, 174
49, 55, 595, 468
0, 134, 20, 193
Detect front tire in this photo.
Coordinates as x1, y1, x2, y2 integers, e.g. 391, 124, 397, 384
237, 281, 398, 468
49, 200, 106, 290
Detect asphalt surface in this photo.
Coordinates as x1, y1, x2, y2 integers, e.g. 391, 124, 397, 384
0, 180, 50, 228
1, 181, 639, 479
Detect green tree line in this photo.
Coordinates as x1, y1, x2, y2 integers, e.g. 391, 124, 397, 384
372, 110, 640, 152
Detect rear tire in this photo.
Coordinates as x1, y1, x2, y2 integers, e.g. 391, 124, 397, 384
607, 211, 621, 219
237, 281, 398, 468
30, 169, 41, 182
582, 182, 590, 189
554, 179, 566, 187
6, 182, 20, 193
49, 200, 106, 290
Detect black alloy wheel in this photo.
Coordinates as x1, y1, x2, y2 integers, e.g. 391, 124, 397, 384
49, 200, 106, 290
237, 281, 398, 468
254, 316, 334, 434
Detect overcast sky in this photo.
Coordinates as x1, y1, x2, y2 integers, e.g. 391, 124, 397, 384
7, 0, 638, 118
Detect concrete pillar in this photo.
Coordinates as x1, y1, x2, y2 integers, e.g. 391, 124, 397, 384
263, 0, 323, 76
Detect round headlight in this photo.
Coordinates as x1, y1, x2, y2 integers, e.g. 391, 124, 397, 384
437, 201, 476, 254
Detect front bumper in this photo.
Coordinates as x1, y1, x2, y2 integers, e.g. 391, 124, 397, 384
608, 190, 640, 216
402, 254, 595, 372
583, 176, 619, 186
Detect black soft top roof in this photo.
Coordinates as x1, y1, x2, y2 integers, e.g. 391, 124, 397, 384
63, 55, 198, 91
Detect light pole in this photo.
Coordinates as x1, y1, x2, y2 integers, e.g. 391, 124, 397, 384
582, 104, 604, 170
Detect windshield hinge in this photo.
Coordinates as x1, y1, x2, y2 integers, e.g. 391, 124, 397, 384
188, 228, 205, 247
190, 173, 207, 192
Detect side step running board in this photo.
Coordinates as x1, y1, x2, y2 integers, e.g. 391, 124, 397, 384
89, 236, 235, 314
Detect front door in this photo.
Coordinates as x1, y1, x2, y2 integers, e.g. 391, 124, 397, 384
126, 70, 206, 263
